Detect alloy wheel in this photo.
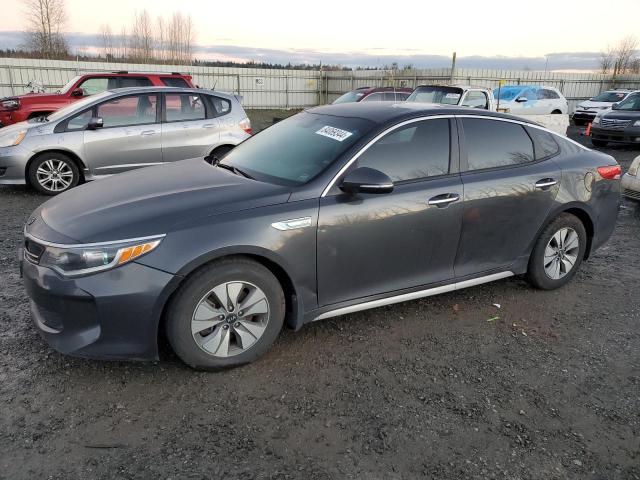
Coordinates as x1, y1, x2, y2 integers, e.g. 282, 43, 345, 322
36, 159, 74, 192
191, 281, 270, 357
543, 227, 580, 280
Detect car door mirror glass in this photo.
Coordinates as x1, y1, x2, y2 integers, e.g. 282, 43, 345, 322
339, 167, 394, 194
611, 102, 618, 110
87, 117, 104, 130
515, 96, 528, 103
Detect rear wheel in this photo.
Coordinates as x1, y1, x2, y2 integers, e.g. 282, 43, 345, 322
551, 109, 562, 114
166, 258, 285, 370
591, 139, 608, 148
526, 213, 587, 290
28, 152, 80, 195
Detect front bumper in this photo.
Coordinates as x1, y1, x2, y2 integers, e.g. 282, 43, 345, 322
21, 253, 179, 361
591, 125, 640, 144
0, 144, 32, 184
621, 172, 640, 201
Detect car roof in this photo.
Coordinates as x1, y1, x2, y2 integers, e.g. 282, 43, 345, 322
104, 86, 235, 99
414, 84, 491, 92
306, 101, 538, 126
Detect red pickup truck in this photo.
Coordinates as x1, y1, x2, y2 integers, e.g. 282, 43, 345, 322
0, 71, 195, 127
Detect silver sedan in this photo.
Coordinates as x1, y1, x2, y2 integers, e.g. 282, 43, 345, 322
622, 155, 640, 202
0, 87, 252, 194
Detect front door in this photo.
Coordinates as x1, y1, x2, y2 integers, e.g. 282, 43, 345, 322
83, 93, 162, 175
317, 117, 464, 307
454, 117, 561, 278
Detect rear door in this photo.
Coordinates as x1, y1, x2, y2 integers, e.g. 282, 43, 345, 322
454, 116, 561, 278
317, 117, 464, 306
160, 92, 220, 162
83, 93, 162, 175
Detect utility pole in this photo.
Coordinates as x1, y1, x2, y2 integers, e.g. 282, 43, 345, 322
450, 52, 457, 84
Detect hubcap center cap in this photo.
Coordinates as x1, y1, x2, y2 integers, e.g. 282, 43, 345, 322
226, 313, 238, 324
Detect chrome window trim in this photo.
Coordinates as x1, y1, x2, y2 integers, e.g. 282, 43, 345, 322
24, 231, 166, 249
313, 271, 514, 321
95, 162, 163, 170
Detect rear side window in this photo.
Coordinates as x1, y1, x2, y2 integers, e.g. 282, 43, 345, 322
161, 77, 190, 88
165, 93, 206, 121
207, 95, 231, 116
356, 119, 450, 181
462, 118, 534, 171
119, 77, 153, 88
361, 92, 384, 102
527, 127, 560, 159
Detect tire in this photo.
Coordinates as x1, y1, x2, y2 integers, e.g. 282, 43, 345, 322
526, 213, 587, 290
207, 145, 234, 164
166, 257, 285, 370
28, 152, 80, 195
551, 110, 562, 114
591, 139, 608, 148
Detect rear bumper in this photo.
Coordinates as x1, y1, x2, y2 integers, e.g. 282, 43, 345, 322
0, 145, 31, 184
621, 173, 640, 201
591, 126, 640, 144
22, 254, 179, 361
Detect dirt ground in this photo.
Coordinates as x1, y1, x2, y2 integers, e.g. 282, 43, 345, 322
0, 121, 639, 480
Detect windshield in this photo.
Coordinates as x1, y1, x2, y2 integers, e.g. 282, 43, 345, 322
614, 93, 640, 111
58, 75, 82, 94
45, 91, 112, 122
333, 91, 366, 104
493, 87, 524, 101
591, 91, 628, 102
406, 86, 463, 105
219, 112, 375, 186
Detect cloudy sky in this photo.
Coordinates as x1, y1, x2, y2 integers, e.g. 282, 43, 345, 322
1, 0, 638, 70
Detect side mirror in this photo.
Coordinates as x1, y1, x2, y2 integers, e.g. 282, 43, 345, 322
611, 102, 619, 110
87, 117, 104, 130
339, 167, 394, 195
71, 88, 84, 97
515, 96, 528, 103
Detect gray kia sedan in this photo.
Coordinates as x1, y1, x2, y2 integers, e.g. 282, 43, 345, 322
21, 103, 621, 370
0, 87, 251, 194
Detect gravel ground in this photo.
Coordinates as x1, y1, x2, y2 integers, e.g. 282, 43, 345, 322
0, 123, 639, 480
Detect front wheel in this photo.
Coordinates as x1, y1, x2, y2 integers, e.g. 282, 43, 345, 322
166, 258, 285, 370
28, 152, 80, 195
526, 213, 587, 290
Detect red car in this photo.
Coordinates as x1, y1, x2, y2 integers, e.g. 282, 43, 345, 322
332, 86, 413, 104
0, 71, 195, 127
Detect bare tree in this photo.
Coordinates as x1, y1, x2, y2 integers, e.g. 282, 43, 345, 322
130, 9, 154, 62
599, 45, 615, 74
23, 0, 69, 58
156, 16, 165, 63
117, 26, 128, 60
166, 12, 195, 64
613, 35, 638, 75
99, 24, 114, 60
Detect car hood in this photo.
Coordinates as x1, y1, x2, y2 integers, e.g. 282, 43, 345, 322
600, 110, 640, 121
577, 100, 612, 110
2, 92, 62, 102
29, 158, 292, 243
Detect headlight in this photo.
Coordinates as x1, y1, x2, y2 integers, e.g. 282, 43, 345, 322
599, 106, 611, 109
34, 235, 164, 277
0, 130, 26, 147
1, 99, 19, 110
592, 116, 601, 124
629, 156, 640, 177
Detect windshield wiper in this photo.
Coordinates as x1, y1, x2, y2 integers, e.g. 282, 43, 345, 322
216, 162, 254, 179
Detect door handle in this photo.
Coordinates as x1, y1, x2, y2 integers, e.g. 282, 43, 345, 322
534, 178, 557, 189
202, 123, 217, 129
140, 130, 157, 136
428, 193, 460, 207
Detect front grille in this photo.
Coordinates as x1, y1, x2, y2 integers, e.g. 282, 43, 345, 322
24, 238, 45, 264
600, 118, 631, 130
623, 188, 640, 200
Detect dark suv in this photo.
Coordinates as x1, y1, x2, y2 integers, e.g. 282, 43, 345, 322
0, 71, 195, 127
333, 86, 413, 104
591, 91, 640, 147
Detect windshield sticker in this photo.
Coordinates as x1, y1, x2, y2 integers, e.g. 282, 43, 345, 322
445, 93, 461, 99
316, 125, 354, 142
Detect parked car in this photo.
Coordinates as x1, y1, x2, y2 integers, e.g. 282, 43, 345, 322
332, 86, 412, 104
590, 92, 640, 147
406, 84, 496, 110
621, 154, 640, 202
0, 86, 251, 194
0, 71, 196, 128
573, 89, 634, 125
493, 85, 568, 115
21, 102, 621, 369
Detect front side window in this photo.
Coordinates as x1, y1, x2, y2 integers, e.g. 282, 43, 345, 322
462, 91, 489, 109
67, 109, 93, 130
615, 93, 640, 111
591, 91, 628, 102
165, 93, 206, 121
77, 77, 117, 96
463, 118, 534, 171
219, 112, 374, 186
96, 94, 158, 127
355, 119, 450, 182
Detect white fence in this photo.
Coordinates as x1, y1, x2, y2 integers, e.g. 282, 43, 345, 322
2, 57, 640, 111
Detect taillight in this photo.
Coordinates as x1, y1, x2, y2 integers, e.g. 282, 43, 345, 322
597, 165, 621, 180
239, 118, 252, 135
